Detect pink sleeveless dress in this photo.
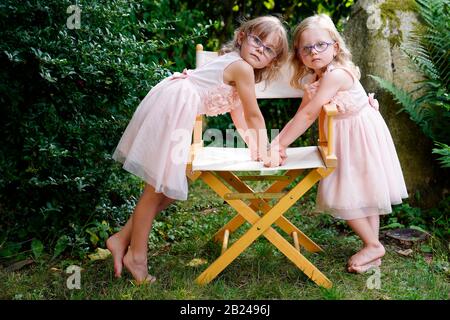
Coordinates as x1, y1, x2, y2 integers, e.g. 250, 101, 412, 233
113, 51, 243, 200
304, 64, 408, 220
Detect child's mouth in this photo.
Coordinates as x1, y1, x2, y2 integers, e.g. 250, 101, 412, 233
250, 53, 260, 61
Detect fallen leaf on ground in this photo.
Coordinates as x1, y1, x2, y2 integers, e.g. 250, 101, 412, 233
88, 247, 111, 261
186, 258, 208, 267
396, 248, 413, 256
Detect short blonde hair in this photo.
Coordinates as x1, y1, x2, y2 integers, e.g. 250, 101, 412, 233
220, 16, 289, 84
290, 14, 360, 89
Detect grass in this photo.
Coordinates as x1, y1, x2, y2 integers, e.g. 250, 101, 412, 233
0, 180, 448, 300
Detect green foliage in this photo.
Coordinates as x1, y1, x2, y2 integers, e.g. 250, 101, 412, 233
432, 142, 450, 168
184, 0, 354, 48
386, 198, 449, 240
370, 0, 450, 167
0, 0, 208, 260
370, 75, 431, 133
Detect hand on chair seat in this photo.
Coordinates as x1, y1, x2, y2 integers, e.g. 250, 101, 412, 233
262, 147, 285, 167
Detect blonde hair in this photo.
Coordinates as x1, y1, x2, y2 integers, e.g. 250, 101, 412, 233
220, 16, 289, 84
290, 14, 360, 89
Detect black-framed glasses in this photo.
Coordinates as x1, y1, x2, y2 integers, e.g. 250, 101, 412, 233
246, 34, 277, 59
299, 41, 335, 56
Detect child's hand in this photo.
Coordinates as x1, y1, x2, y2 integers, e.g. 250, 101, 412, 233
261, 148, 279, 168
263, 144, 287, 167
279, 147, 287, 163
262, 151, 282, 167
250, 148, 261, 161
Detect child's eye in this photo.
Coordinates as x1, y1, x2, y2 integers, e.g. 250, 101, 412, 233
316, 42, 328, 50
254, 37, 263, 46
265, 47, 275, 57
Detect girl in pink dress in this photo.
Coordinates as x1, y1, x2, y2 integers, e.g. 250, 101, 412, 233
107, 16, 289, 284
270, 14, 408, 273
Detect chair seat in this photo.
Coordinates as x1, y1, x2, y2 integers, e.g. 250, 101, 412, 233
192, 146, 325, 172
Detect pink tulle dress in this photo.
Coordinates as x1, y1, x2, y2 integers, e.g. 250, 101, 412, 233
304, 64, 408, 220
112, 51, 243, 200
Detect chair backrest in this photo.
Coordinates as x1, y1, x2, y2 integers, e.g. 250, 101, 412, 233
192, 44, 303, 148
195, 44, 303, 99
191, 44, 337, 168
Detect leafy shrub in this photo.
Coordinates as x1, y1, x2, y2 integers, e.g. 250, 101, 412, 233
0, 0, 208, 259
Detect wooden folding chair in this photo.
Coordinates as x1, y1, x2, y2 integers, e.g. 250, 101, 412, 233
186, 44, 338, 288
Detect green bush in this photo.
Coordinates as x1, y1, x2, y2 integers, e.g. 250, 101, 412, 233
0, 0, 208, 259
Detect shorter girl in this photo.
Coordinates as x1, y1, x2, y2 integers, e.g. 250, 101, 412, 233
107, 16, 289, 283
270, 14, 408, 273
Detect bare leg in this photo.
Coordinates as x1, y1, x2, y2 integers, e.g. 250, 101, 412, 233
346, 217, 385, 271
106, 216, 133, 278
107, 185, 175, 280
367, 214, 380, 238
122, 184, 166, 283
345, 214, 383, 273
106, 196, 174, 278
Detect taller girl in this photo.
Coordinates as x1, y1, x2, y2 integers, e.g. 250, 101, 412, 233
271, 14, 408, 273
108, 16, 288, 283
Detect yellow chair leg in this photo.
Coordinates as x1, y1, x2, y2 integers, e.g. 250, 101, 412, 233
214, 171, 323, 253
196, 169, 332, 288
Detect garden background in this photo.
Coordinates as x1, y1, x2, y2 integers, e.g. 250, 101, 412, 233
0, 0, 448, 300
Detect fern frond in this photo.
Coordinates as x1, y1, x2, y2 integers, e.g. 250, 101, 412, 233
369, 75, 438, 139
432, 142, 450, 168
414, 0, 450, 90
403, 48, 440, 81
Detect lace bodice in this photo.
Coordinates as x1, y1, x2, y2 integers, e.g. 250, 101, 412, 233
200, 84, 242, 116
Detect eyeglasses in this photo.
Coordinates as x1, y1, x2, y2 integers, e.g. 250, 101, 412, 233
299, 41, 335, 56
246, 34, 277, 59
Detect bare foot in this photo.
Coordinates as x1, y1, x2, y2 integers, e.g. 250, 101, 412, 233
348, 258, 382, 273
123, 250, 155, 285
131, 274, 156, 285
106, 234, 128, 278
347, 243, 385, 268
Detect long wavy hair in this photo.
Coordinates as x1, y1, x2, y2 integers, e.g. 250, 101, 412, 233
220, 16, 289, 84
290, 14, 360, 89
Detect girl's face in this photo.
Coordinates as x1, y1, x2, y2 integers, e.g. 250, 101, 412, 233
238, 31, 278, 69
297, 28, 338, 73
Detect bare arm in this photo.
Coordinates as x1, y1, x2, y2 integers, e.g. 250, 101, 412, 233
274, 69, 352, 148
231, 108, 263, 160
226, 60, 269, 159
230, 108, 250, 145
